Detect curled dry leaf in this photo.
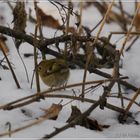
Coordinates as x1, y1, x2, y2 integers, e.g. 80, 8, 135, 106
40, 103, 63, 120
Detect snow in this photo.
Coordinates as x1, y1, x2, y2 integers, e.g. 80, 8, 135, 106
0, 1, 140, 139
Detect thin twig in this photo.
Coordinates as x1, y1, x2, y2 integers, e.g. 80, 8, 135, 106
0, 113, 58, 137
0, 41, 21, 89
90, 17, 104, 33
0, 26, 138, 91
64, 0, 71, 56
43, 101, 100, 139
125, 36, 139, 51
81, 0, 115, 99
7, 23, 30, 83
107, 95, 140, 107
113, 3, 133, 19
50, 0, 78, 16
6, 0, 14, 10
119, 0, 127, 31
99, 51, 120, 109
30, 69, 35, 89
43, 93, 130, 139
120, 4, 140, 55
33, 24, 41, 94
78, 0, 83, 35
0, 77, 127, 110
125, 88, 140, 114
118, 81, 124, 108
33, 0, 41, 94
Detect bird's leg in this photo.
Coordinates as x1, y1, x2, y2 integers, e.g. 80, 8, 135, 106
63, 82, 68, 90
48, 86, 54, 91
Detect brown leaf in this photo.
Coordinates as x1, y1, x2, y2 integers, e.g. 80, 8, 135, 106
29, 7, 75, 33
36, 6, 61, 29
85, 117, 110, 131
67, 106, 82, 123
12, 1, 27, 49
134, 13, 140, 31
67, 106, 110, 131
13, 1, 27, 32
41, 104, 62, 120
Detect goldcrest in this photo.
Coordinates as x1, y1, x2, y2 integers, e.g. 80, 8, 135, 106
37, 59, 70, 88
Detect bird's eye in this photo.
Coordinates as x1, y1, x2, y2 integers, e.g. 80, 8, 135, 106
38, 66, 42, 70
48, 66, 52, 71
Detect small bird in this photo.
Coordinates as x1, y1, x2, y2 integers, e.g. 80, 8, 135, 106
37, 59, 70, 88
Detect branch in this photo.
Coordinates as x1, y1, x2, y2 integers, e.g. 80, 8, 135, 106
0, 25, 138, 91
0, 77, 128, 111
43, 94, 131, 139
43, 100, 100, 139
0, 25, 34, 45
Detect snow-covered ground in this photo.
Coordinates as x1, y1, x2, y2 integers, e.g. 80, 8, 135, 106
0, 1, 140, 139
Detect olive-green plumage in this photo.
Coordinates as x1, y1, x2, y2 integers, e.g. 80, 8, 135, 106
37, 59, 70, 87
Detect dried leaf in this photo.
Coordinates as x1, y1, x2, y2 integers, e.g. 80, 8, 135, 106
41, 104, 62, 120
67, 106, 110, 131
13, 1, 27, 32
36, 6, 61, 29
29, 7, 75, 33
13, 1, 27, 49
67, 106, 82, 123
85, 117, 110, 131
134, 13, 140, 31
